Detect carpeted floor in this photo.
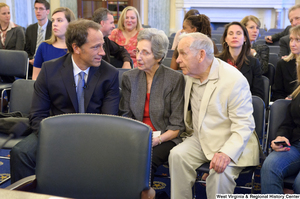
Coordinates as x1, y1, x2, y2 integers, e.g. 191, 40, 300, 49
0, 149, 11, 189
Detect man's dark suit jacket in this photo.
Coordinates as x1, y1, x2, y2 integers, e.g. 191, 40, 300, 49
103, 36, 131, 67
271, 25, 291, 42
271, 59, 297, 101
24, 20, 52, 59
279, 35, 291, 57
29, 53, 120, 135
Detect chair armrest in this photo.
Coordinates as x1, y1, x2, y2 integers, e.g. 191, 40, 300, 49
5, 175, 36, 191
141, 187, 155, 199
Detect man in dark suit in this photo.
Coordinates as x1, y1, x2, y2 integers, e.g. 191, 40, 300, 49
10, 19, 120, 183
24, 0, 52, 78
92, 8, 131, 69
266, 4, 300, 57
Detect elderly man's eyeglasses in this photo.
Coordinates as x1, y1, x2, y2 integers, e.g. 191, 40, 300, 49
133, 49, 152, 56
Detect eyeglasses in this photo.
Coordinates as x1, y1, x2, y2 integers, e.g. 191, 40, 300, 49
133, 49, 152, 56
34, 7, 46, 11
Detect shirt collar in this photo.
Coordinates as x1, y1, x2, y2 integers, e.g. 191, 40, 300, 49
71, 55, 90, 76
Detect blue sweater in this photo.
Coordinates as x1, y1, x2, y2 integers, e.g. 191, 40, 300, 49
34, 42, 67, 68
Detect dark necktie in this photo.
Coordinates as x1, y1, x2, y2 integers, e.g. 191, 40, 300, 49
77, 72, 85, 113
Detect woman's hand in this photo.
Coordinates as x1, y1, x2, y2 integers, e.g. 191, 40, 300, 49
152, 137, 160, 147
271, 136, 291, 152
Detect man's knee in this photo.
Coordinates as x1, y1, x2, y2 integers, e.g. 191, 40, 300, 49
169, 145, 186, 162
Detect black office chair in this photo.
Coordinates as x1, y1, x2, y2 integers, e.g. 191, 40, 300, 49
268, 53, 279, 69
118, 68, 130, 88
0, 79, 35, 149
0, 50, 29, 109
269, 46, 280, 55
166, 49, 174, 58
262, 76, 270, 108
265, 99, 295, 189
211, 34, 222, 44
194, 96, 265, 195
6, 114, 154, 199
263, 63, 275, 87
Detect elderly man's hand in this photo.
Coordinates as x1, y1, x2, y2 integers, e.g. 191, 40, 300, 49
209, 152, 231, 173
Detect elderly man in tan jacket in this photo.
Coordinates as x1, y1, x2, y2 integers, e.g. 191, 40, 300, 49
168, 32, 260, 199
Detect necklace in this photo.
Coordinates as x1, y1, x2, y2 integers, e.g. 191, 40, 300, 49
0, 24, 9, 32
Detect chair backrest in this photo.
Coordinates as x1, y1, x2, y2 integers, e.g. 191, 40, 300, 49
118, 68, 130, 88
166, 49, 174, 58
215, 43, 223, 52
9, 79, 35, 116
0, 49, 28, 79
263, 63, 275, 86
269, 53, 279, 69
35, 114, 152, 199
266, 99, 291, 153
162, 57, 172, 67
252, 96, 265, 143
211, 34, 223, 44
168, 37, 174, 49
262, 76, 270, 108
269, 46, 280, 54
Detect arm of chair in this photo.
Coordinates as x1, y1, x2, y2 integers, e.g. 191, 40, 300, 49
1, 88, 11, 112
5, 175, 37, 191
141, 187, 155, 199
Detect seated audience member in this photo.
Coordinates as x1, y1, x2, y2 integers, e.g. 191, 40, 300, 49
119, 28, 185, 187
169, 32, 260, 199
271, 25, 300, 101
32, 7, 75, 80
109, 6, 142, 68
10, 19, 120, 183
25, 0, 52, 79
0, 3, 25, 83
92, 8, 131, 69
171, 9, 200, 50
218, 22, 264, 100
261, 56, 300, 194
170, 14, 218, 70
278, 5, 300, 57
241, 15, 269, 74
265, 25, 291, 44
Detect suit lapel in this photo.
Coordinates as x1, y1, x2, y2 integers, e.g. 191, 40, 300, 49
60, 54, 78, 112
135, 71, 147, 121
84, 65, 100, 111
33, 23, 38, 47
184, 76, 193, 130
45, 20, 52, 40
4, 29, 13, 46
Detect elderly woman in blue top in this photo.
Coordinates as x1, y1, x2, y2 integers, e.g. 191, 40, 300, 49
32, 7, 75, 80
119, 28, 185, 187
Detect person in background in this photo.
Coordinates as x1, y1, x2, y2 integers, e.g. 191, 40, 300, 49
271, 25, 300, 101
171, 9, 200, 50
261, 55, 300, 195
109, 6, 142, 68
119, 28, 184, 189
0, 2, 25, 83
241, 15, 269, 74
170, 14, 218, 70
92, 8, 131, 69
218, 22, 264, 100
32, 7, 75, 80
24, 0, 52, 79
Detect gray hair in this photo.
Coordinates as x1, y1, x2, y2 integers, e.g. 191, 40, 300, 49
137, 28, 169, 63
92, 8, 113, 24
179, 32, 214, 60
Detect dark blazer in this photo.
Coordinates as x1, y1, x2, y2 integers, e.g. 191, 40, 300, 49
279, 35, 290, 57
119, 65, 185, 144
271, 59, 297, 101
29, 54, 120, 135
24, 20, 52, 59
103, 36, 131, 64
240, 56, 264, 100
276, 93, 300, 144
0, 26, 25, 50
271, 25, 291, 42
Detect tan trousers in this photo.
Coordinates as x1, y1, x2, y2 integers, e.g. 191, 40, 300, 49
169, 135, 244, 199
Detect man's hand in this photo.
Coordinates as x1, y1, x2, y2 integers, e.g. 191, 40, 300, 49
271, 136, 291, 152
209, 152, 231, 173
122, 61, 131, 69
265, 36, 273, 43
29, 59, 34, 65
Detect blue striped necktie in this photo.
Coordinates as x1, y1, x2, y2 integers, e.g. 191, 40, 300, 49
77, 72, 85, 113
